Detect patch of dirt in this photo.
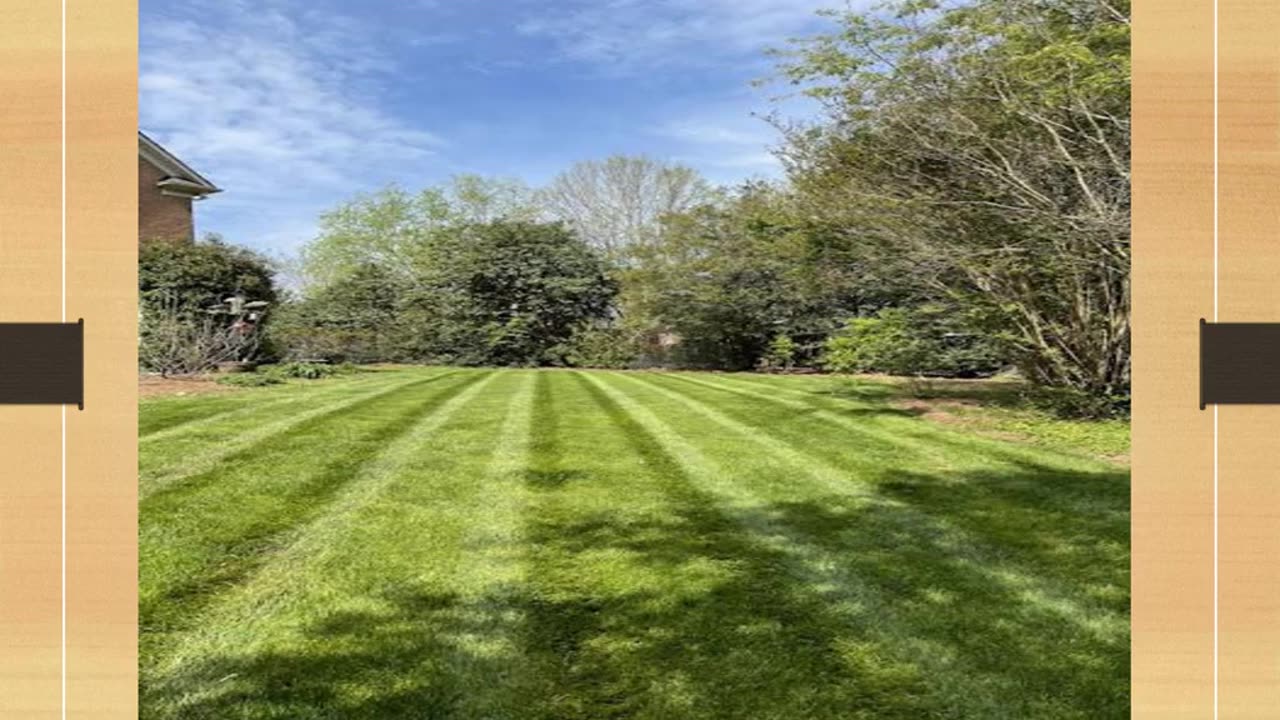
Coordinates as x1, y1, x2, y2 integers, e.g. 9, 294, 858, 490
895, 396, 1036, 437
139, 374, 233, 398
890, 397, 981, 424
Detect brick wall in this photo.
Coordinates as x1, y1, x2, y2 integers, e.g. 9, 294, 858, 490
137, 156, 195, 244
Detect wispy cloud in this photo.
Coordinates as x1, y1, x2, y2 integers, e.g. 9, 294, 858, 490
140, 0, 442, 250
140, 0, 836, 254
653, 109, 784, 180
516, 0, 836, 72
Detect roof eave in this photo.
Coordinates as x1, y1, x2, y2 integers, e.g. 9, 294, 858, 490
138, 131, 221, 193
156, 177, 222, 198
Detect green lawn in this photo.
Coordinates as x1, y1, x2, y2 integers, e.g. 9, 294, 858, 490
139, 367, 1129, 719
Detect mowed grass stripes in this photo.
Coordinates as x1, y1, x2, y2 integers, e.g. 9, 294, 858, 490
140, 367, 1129, 720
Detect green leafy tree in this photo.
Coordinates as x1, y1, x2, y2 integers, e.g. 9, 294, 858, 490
268, 264, 406, 363
138, 235, 277, 372
412, 221, 617, 366
139, 234, 277, 314
773, 0, 1130, 406
299, 176, 540, 287
623, 184, 877, 370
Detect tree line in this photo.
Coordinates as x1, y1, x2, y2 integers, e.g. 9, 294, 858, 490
139, 0, 1129, 417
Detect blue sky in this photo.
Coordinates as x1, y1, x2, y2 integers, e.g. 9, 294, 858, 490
139, 0, 840, 256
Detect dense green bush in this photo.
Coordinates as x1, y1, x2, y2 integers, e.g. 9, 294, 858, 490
267, 264, 404, 364
265, 362, 340, 380
559, 325, 641, 369
277, 220, 615, 367
140, 235, 277, 316
821, 306, 1006, 378
421, 221, 617, 366
624, 186, 872, 372
757, 333, 798, 372
139, 236, 278, 373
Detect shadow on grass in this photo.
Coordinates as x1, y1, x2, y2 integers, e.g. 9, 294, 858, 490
140, 373, 485, 658
144, 376, 1128, 720
144, 587, 522, 719
150, 480, 1128, 718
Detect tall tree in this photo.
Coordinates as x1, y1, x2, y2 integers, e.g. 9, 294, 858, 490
299, 175, 540, 286
774, 0, 1130, 402
625, 184, 872, 370
267, 263, 407, 363
540, 155, 714, 261
415, 221, 617, 366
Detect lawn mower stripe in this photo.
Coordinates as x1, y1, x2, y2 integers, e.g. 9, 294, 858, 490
140, 371, 425, 442
140, 370, 465, 499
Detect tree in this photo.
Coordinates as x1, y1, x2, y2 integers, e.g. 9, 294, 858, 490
138, 235, 277, 372
622, 183, 874, 370
139, 233, 277, 314
299, 176, 540, 287
540, 155, 714, 262
773, 0, 1130, 407
416, 221, 617, 365
267, 264, 406, 363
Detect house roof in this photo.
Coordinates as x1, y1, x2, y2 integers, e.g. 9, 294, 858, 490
138, 131, 221, 197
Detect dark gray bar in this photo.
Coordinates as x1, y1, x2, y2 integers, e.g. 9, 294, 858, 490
0, 320, 83, 409
1201, 319, 1280, 409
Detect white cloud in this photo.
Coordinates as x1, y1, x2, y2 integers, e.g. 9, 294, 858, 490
516, 0, 840, 71
140, 0, 442, 250
656, 119, 774, 148
650, 99, 794, 180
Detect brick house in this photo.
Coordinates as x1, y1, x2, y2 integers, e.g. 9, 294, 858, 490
138, 131, 220, 244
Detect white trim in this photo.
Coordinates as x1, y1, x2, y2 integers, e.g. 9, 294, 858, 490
157, 177, 218, 199
138, 131, 220, 195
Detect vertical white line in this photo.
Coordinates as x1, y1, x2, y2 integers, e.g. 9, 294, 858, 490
1208, 407, 1218, 712
1212, 0, 1220, 718
60, 0, 67, 718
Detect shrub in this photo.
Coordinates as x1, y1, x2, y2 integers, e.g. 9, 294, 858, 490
139, 236, 277, 373
821, 305, 1005, 378
560, 325, 641, 368
424, 221, 618, 366
139, 234, 277, 314
140, 294, 263, 376
758, 333, 798, 372
266, 264, 405, 364
266, 362, 338, 380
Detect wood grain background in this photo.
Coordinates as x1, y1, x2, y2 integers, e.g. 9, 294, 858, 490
1134, 0, 1280, 717
0, 0, 1276, 716
1132, 1, 1214, 716
0, 1, 137, 718
1215, 2, 1280, 717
